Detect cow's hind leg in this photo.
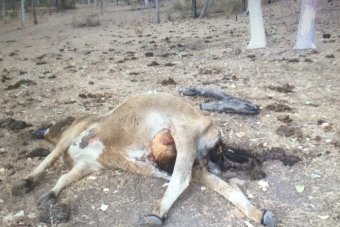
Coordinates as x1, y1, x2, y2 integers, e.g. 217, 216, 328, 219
192, 166, 276, 227
143, 139, 196, 226
38, 161, 96, 208
12, 121, 92, 196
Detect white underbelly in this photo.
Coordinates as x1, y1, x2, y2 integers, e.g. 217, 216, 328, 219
68, 128, 104, 170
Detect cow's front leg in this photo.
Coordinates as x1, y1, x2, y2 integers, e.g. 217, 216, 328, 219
38, 161, 98, 208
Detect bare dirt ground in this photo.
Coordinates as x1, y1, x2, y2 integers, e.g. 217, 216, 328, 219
0, 1, 339, 226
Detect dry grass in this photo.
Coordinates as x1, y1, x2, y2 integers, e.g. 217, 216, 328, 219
71, 13, 101, 28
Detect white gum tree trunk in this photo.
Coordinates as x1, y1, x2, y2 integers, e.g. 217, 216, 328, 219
294, 0, 317, 49
144, 0, 149, 8
247, 0, 266, 49
20, 0, 26, 25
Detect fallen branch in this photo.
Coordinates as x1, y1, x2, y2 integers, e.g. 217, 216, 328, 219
178, 87, 260, 114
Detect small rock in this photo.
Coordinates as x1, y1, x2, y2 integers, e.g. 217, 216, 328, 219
311, 173, 321, 179
87, 176, 97, 180
99, 204, 109, 211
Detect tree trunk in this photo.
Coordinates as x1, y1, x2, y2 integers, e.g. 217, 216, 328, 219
33, 0, 37, 24
199, 0, 210, 18
55, 0, 60, 11
100, 0, 103, 15
20, 0, 25, 25
144, 0, 149, 8
155, 0, 160, 24
294, 0, 317, 49
0, 0, 5, 18
191, 0, 196, 18
247, 0, 266, 49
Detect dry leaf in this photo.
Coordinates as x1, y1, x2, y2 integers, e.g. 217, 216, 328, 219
295, 185, 305, 193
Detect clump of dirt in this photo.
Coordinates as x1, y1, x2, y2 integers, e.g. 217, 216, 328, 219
261, 147, 301, 166
267, 83, 295, 93
277, 115, 293, 123
147, 61, 160, 66
0, 118, 32, 131
78, 92, 113, 102
265, 103, 293, 112
145, 52, 154, 57
39, 203, 70, 224
26, 148, 50, 158
276, 125, 303, 138
6, 79, 37, 90
160, 77, 177, 86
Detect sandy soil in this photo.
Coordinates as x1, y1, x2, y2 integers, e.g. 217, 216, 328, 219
0, 1, 339, 226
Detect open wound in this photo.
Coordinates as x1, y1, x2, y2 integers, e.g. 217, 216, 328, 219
151, 129, 177, 173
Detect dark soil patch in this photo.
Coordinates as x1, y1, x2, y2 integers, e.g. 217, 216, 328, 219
6, 79, 37, 90
276, 125, 303, 138
160, 77, 177, 86
265, 103, 293, 112
267, 83, 295, 93
26, 148, 50, 158
277, 115, 293, 123
39, 203, 70, 224
0, 118, 32, 131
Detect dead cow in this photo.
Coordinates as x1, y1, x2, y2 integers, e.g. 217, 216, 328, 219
12, 93, 275, 226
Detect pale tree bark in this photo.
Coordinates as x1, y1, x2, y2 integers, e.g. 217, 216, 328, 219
20, 0, 25, 25
294, 0, 317, 49
191, 0, 196, 18
155, 0, 160, 24
199, 0, 210, 18
144, 0, 149, 8
247, 0, 266, 49
88, 0, 90, 4
32, 0, 37, 24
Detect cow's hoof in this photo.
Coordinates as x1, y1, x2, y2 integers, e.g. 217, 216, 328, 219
38, 192, 57, 209
262, 210, 276, 227
12, 179, 34, 196
142, 214, 163, 226
39, 203, 70, 223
